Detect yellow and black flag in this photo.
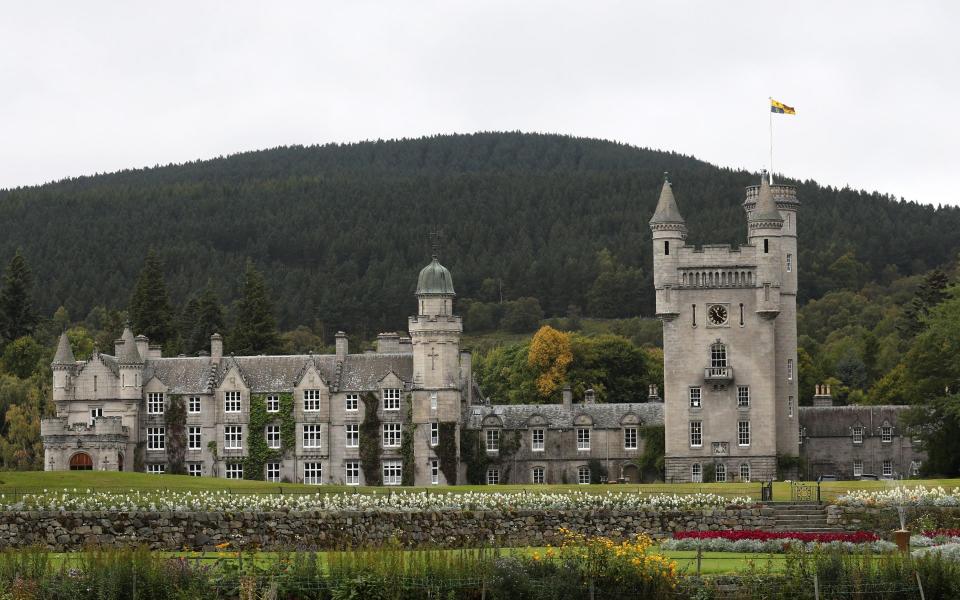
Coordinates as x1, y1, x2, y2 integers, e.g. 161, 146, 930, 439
770, 99, 796, 115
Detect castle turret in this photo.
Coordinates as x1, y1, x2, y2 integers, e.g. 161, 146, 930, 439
746, 174, 784, 317
409, 255, 462, 390
650, 174, 686, 317
51, 331, 76, 403
116, 326, 144, 400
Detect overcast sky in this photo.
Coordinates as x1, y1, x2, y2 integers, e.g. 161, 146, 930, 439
2, 1, 958, 206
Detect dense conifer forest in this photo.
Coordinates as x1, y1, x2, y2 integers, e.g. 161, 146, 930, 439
1, 132, 957, 340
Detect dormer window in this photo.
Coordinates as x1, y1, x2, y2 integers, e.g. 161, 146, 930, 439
852, 426, 864, 444
881, 426, 893, 443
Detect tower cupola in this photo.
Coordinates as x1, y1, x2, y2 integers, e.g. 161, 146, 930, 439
416, 257, 455, 296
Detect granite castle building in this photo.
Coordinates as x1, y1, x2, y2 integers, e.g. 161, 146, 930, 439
42, 176, 925, 484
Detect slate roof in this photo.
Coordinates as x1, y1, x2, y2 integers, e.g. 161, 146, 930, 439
135, 352, 414, 395
649, 177, 685, 225
749, 175, 784, 222
799, 405, 911, 437
465, 402, 664, 430
117, 327, 143, 364
52, 332, 76, 365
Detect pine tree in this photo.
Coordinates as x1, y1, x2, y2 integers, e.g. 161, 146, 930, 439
231, 262, 279, 354
0, 250, 38, 345
183, 284, 225, 354
128, 250, 175, 345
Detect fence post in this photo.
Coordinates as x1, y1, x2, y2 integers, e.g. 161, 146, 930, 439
916, 571, 926, 600
813, 573, 819, 600
696, 544, 703, 576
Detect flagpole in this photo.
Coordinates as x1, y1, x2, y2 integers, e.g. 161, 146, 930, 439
768, 97, 774, 184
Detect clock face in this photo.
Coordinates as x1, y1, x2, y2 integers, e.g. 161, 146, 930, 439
707, 304, 728, 326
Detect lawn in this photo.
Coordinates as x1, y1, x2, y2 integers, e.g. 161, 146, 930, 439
1, 471, 958, 501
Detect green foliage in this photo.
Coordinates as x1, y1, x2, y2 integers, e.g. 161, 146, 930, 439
776, 453, 806, 480
460, 427, 520, 484
128, 249, 175, 347
638, 425, 665, 481
500, 297, 544, 333
180, 284, 225, 356
163, 395, 187, 475
586, 458, 608, 484
436, 421, 458, 485
0, 250, 37, 346
586, 249, 645, 318
242, 393, 292, 481
0, 336, 45, 379
400, 396, 416, 486
230, 261, 280, 355
359, 392, 382, 486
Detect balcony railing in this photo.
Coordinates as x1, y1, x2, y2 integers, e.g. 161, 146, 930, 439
704, 367, 734, 381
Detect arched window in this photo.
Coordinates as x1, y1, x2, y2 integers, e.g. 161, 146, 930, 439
577, 465, 591, 485
710, 343, 727, 368
69, 452, 93, 471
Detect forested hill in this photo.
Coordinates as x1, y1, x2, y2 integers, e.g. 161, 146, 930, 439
1, 132, 957, 339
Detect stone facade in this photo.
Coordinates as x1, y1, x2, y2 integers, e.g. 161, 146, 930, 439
652, 174, 800, 483
0, 506, 773, 551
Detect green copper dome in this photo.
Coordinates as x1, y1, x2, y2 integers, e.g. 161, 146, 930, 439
416, 257, 455, 295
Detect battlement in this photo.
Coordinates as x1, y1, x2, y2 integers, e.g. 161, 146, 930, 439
678, 266, 757, 289
41, 416, 129, 437
744, 183, 798, 210
674, 243, 759, 269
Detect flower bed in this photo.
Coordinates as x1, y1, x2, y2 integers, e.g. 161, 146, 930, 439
662, 530, 896, 554
835, 485, 960, 508
0, 489, 753, 513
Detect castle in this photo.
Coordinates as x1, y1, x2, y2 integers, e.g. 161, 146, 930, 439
41, 176, 925, 484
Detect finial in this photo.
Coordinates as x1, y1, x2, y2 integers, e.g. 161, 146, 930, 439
428, 229, 441, 259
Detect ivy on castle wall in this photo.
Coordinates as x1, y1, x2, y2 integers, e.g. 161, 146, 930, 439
164, 394, 187, 475
460, 427, 520, 485
437, 422, 458, 485
638, 425, 665, 481
243, 393, 295, 481
360, 392, 382, 486
134, 442, 145, 473
400, 396, 417, 486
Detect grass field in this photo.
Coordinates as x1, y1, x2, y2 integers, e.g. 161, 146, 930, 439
1, 471, 958, 500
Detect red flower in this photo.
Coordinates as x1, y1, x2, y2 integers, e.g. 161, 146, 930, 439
672, 530, 878, 543
923, 529, 960, 538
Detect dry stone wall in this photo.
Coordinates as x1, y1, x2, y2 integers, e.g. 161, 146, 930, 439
0, 507, 773, 551
827, 505, 960, 532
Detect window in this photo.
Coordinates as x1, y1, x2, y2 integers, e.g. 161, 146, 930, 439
303, 424, 322, 449
383, 459, 402, 485
89, 407, 103, 425
689, 387, 702, 408
737, 386, 750, 408
304, 462, 322, 485
740, 463, 751, 482
147, 427, 165, 450
692, 304, 697, 327
345, 423, 359, 448
224, 391, 241, 413
853, 459, 863, 477
577, 465, 591, 484
763, 238, 769, 253
225, 463, 243, 479
431, 460, 439, 485
486, 467, 500, 485
711, 343, 727, 368
188, 396, 201, 414
739, 303, 744, 326
188, 426, 201, 450
532, 466, 545, 484
881, 426, 893, 443
303, 389, 321, 412
786, 253, 793, 272
345, 461, 360, 485
882, 460, 893, 478
664, 240, 670, 255
224, 426, 242, 450
689, 421, 702, 448
383, 388, 401, 411
577, 428, 591, 451
691, 463, 703, 483
345, 394, 358, 412
531, 428, 545, 451
910, 461, 920, 477
266, 462, 280, 482
624, 427, 638, 450
486, 429, 500, 452
147, 464, 165, 474
738, 421, 751, 447
430, 422, 439, 446
147, 393, 164, 414
788, 396, 794, 418
715, 464, 727, 482
787, 359, 794, 381
188, 463, 202, 477
430, 393, 438, 411
266, 425, 281, 449
266, 395, 279, 413
852, 426, 864, 444
382, 423, 401, 448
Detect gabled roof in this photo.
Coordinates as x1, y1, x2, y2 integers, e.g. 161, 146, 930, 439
465, 402, 664, 430
143, 358, 216, 395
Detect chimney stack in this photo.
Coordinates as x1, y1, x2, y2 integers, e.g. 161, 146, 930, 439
135, 335, 150, 360
114, 338, 125, 356
335, 331, 349, 360
562, 384, 573, 408
813, 383, 834, 407
399, 337, 413, 353
376, 332, 400, 353
584, 388, 596, 404
210, 333, 223, 362
648, 384, 662, 403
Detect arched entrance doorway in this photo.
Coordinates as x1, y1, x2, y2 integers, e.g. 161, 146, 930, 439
69, 452, 93, 471
118, 453, 124, 472
621, 464, 640, 484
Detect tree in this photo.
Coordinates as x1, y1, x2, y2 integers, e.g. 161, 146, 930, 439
586, 249, 645, 318
567, 334, 651, 403
500, 297, 543, 333
0, 250, 38, 346
128, 250, 176, 345
1, 336, 45, 379
181, 284, 225, 355
0, 402, 43, 470
899, 269, 950, 338
231, 261, 279, 355
527, 325, 573, 399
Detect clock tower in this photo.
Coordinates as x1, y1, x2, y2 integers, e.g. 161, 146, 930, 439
651, 173, 800, 483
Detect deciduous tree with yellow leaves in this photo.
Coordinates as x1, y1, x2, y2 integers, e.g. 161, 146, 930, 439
527, 325, 573, 399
